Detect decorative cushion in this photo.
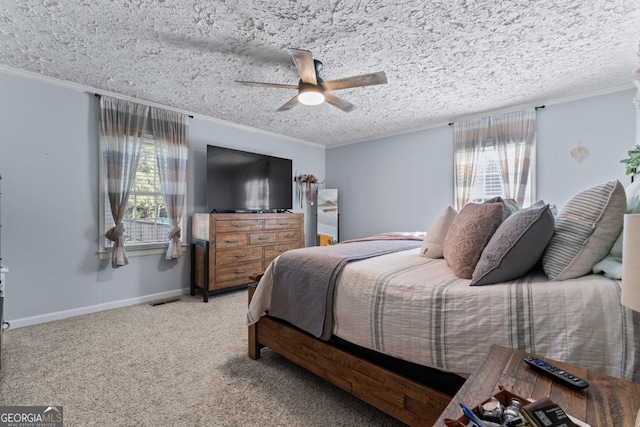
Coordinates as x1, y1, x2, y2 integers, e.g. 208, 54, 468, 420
421, 206, 458, 259
592, 180, 640, 278
471, 204, 555, 286
443, 202, 505, 279
542, 180, 626, 281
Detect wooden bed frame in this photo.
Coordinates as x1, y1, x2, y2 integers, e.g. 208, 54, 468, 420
247, 286, 453, 426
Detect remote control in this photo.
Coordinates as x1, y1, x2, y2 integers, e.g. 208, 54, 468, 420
523, 356, 589, 389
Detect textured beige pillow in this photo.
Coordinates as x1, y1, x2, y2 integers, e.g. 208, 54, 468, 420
421, 206, 458, 259
542, 180, 626, 281
443, 202, 505, 279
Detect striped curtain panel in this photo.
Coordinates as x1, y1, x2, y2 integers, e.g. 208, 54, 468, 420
100, 96, 150, 268
150, 108, 189, 260
491, 108, 536, 207
453, 118, 489, 209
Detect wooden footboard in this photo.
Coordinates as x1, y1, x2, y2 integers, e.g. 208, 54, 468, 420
247, 287, 451, 426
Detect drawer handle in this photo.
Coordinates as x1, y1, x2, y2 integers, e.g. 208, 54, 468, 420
278, 223, 290, 226
235, 269, 247, 274
284, 234, 294, 238
257, 237, 271, 241
232, 224, 249, 228
235, 254, 248, 258
225, 239, 240, 244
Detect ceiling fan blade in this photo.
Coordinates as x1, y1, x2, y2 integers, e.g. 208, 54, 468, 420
323, 92, 355, 113
277, 95, 299, 112
291, 49, 317, 85
322, 71, 387, 91
235, 81, 299, 89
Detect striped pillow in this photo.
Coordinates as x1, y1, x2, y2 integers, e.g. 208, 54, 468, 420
542, 180, 626, 281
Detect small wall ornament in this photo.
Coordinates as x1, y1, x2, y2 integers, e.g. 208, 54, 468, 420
294, 174, 323, 207
570, 142, 589, 163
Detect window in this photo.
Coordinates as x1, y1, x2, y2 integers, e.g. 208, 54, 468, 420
469, 145, 503, 203
99, 136, 185, 257
468, 144, 533, 205
453, 109, 536, 209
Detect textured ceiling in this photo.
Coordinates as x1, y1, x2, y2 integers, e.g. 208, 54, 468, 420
1, 1, 640, 146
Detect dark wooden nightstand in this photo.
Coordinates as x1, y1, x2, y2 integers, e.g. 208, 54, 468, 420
435, 344, 640, 426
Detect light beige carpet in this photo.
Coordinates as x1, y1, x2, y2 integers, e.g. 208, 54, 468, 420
0, 290, 403, 426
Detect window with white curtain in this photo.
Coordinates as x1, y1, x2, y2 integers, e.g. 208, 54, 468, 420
469, 145, 503, 203
453, 108, 536, 209
98, 136, 187, 257
469, 144, 533, 205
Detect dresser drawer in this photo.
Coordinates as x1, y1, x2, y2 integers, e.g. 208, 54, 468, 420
215, 261, 263, 288
249, 232, 278, 245
278, 229, 302, 243
264, 217, 302, 230
216, 233, 249, 249
264, 242, 303, 264
215, 247, 263, 267
216, 219, 263, 233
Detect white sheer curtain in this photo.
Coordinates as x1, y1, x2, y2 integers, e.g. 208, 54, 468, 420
453, 118, 488, 209
100, 96, 149, 268
491, 108, 536, 207
150, 108, 189, 260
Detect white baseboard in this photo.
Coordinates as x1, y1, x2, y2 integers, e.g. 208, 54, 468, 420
6, 288, 191, 329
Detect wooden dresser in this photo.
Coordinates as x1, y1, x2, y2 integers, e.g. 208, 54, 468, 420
191, 213, 304, 301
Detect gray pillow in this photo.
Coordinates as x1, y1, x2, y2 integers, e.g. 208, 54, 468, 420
471, 204, 554, 286
484, 196, 519, 220
542, 180, 626, 281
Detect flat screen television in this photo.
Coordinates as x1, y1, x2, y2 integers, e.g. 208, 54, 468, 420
207, 145, 293, 213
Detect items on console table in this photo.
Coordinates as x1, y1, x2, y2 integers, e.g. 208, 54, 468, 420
437, 345, 640, 426
190, 213, 304, 302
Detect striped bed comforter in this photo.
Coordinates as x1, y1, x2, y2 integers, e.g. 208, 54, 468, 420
248, 248, 639, 382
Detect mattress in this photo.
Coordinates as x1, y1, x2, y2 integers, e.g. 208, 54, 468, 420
249, 248, 639, 382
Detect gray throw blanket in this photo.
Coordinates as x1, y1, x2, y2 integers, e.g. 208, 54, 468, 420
268, 239, 421, 340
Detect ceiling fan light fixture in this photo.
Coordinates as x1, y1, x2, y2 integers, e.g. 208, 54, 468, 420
298, 84, 325, 106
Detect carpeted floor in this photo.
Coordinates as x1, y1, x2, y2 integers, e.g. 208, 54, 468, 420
0, 290, 404, 426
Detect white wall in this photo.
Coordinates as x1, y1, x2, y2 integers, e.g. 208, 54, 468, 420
327, 89, 637, 241
326, 126, 453, 241
0, 71, 324, 326
536, 90, 636, 207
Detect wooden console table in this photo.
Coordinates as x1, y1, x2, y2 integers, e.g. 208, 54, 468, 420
435, 344, 640, 426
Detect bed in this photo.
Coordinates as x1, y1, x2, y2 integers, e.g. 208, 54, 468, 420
246, 181, 640, 426
247, 246, 639, 425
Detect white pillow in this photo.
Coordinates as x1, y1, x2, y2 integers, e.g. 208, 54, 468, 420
542, 180, 626, 281
421, 206, 457, 259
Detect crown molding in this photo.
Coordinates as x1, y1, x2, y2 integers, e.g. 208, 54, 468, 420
328, 82, 636, 148
0, 65, 325, 149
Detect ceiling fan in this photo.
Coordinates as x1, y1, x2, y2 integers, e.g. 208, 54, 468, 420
235, 49, 387, 113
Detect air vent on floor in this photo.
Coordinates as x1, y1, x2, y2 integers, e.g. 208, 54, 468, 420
149, 298, 181, 307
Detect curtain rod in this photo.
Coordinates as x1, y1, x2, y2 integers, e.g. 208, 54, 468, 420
94, 93, 194, 118
448, 105, 545, 126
